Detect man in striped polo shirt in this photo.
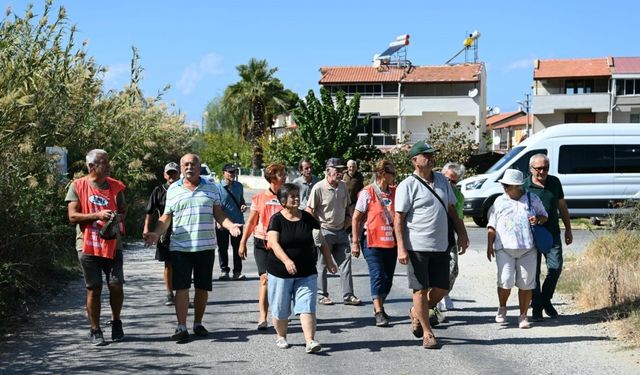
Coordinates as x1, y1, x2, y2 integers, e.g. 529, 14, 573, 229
144, 153, 241, 342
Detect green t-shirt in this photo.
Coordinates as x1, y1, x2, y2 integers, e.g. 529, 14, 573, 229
65, 180, 126, 251
453, 187, 464, 219
524, 174, 564, 235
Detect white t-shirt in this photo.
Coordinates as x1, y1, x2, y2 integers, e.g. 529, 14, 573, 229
488, 192, 548, 250
394, 172, 455, 252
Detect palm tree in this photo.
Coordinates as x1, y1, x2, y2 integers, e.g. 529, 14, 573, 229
223, 58, 297, 169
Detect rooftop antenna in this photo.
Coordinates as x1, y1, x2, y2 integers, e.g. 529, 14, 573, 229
372, 34, 411, 69
445, 30, 480, 65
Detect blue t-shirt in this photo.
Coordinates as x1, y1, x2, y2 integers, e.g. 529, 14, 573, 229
216, 180, 245, 224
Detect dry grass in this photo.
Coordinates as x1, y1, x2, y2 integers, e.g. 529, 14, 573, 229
559, 230, 640, 345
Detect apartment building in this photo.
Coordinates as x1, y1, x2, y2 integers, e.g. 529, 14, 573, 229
532, 56, 640, 131
318, 63, 487, 150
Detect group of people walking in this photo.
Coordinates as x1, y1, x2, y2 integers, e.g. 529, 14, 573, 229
66, 144, 571, 351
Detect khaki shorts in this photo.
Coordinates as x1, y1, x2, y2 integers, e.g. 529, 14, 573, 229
495, 248, 537, 290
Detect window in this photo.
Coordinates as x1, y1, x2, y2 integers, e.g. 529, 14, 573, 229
564, 113, 596, 123
565, 79, 594, 95
357, 116, 397, 146
615, 145, 640, 173
631, 114, 640, 123
615, 79, 640, 96
325, 84, 396, 97
559, 145, 614, 174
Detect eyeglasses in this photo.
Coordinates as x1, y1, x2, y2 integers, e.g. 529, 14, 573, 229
531, 166, 549, 172
501, 184, 513, 190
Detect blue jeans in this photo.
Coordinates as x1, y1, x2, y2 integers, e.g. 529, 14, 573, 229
362, 243, 397, 300
532, 232, 563, 310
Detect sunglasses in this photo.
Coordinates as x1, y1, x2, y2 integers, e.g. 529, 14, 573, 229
531, 166, 549, 172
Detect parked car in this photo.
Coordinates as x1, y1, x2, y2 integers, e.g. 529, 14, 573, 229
460, 123, 640, 227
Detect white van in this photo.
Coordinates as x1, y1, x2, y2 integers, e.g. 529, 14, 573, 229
460, 123, 640, 227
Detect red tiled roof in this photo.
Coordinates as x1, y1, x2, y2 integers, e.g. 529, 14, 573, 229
534, 58, 611, 79
318, 63, 482, 84
612, 57, 640, 74
493, 114, 533, 129
487, 111, 522, 126
319, 66, 404, 83
402, 64, 482, 83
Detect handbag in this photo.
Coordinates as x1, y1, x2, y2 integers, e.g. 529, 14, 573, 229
526, 192, 553, 254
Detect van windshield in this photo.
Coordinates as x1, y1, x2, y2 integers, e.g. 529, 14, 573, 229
486, 146, 525, 173
200, 166, 210, 175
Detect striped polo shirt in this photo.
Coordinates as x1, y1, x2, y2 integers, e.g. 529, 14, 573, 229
164, 178, 221, 252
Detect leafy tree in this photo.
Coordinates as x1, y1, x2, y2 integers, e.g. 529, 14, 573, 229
197, 131, 252, 177
0, 1, 194, 325
222, 58, 297, 169
262, 87, 381, 174
427, 121, 478, 173
204, 96, 238, 134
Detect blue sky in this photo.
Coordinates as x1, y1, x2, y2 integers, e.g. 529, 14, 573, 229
7, 1, 639, 125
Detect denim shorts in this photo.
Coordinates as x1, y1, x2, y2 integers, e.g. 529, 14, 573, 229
267, 273, 317, 320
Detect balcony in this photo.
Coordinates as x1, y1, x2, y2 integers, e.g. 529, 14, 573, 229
533, 93, 610, 115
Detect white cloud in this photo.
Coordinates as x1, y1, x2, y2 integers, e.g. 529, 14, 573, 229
103, 63, 129, 89
177, 53, 223, 95
506, 58, 533, 71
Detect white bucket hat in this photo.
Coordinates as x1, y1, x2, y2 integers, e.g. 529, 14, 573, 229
498, 169, 524, 185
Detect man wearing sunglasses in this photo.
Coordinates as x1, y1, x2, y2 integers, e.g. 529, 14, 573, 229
523, 154, 573, 322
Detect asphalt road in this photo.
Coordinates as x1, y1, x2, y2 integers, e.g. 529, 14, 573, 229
0, 192, 638, 374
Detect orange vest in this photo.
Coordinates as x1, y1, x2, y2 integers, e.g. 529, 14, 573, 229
251, 190, 283, 248
363, 184, 396, 249
75, 177, 126, 259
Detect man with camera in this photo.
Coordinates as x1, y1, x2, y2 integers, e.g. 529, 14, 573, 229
66, 149, 127, 346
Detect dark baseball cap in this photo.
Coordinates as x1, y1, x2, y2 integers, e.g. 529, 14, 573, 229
408, 141, 437, 158
222, 163, 238, 172
326, 157, 346, 169
164, 162, 179, 173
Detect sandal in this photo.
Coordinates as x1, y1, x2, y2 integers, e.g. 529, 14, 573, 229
318, 296, 334, 305
422, 333, 440, 349
409, 307, 423, 338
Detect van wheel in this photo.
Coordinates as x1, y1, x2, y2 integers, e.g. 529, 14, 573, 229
473, 216, 488, 227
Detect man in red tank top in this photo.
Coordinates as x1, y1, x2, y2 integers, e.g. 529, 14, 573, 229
66, 149, 127, 346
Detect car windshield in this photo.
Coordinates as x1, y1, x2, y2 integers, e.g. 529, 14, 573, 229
486, 146, 525, 173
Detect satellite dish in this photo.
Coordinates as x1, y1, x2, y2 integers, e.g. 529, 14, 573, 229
493, 107, 501, 114
468, 88, 478, 98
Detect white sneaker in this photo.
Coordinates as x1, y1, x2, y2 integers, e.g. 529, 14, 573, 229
495, 307, 507, 324
275, 337, 290, 349
305, 339, 321, 353
519, 315, 531, 329
443, 295, 455, 310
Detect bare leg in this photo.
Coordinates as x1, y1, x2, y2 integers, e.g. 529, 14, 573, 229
299, 313, 316, 342
273, 318, 289, 338
174, 289, 189, 325
193, 288, 208, 323
373, 298, 383, 313
258, 273, 269, 322
412, 289, 433, 337
86, 287, 102, 330
518, 289, 532, 316
498, 287, 511, 307
164, 262, 173, 293
107, 283, 123, 320
427, 287, 447, 308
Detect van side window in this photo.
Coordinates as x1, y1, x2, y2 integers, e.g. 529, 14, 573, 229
510, 149, 547, 177
615, 145, 640, 173
558, 145, 614, 174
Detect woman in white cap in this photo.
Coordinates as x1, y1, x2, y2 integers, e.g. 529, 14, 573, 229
486, 169, 548, 329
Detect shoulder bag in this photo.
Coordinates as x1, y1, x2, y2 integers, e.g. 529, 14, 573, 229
526, 192, 553, 254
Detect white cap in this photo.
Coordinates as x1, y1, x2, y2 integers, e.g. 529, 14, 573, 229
498, 169, 524, 185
